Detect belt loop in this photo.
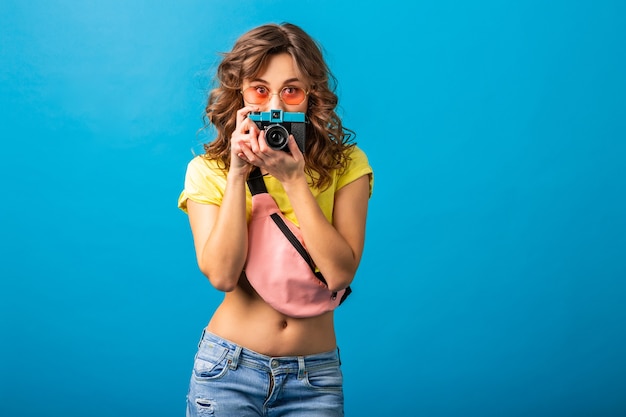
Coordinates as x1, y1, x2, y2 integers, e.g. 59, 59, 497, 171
297, 356, 306, 379
230, 345, 242, 370
198, 328, 207, 348
337, 346, 342, 366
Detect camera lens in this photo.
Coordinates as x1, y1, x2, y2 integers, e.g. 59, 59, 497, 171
265, 124, 289, 150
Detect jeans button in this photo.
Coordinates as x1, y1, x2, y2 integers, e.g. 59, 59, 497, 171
270, 359, 279, 368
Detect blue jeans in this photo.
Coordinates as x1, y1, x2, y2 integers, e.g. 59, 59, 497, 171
186, 329, 344, 416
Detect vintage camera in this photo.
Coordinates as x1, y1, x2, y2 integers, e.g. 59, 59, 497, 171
248, 110, 306, 153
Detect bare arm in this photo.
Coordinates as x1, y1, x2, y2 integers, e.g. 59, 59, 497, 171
186, 171, 247, 292
186, 106, 260, 292
282, 173, 370, 292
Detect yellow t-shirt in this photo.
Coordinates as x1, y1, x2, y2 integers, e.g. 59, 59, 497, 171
178, 146, 373, 226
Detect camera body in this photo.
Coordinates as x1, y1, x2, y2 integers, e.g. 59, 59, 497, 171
248, 110, 306, 153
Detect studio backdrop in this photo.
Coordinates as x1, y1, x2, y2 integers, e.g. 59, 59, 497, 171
1, 1, 625, 416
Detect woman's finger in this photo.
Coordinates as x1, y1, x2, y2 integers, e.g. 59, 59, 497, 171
234, 106, 259, 132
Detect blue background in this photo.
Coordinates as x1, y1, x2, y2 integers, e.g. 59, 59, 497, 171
1, 1, 625, 416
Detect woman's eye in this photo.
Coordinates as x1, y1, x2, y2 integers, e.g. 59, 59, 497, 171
283, 87, 298, 96
255, 86, 268, 95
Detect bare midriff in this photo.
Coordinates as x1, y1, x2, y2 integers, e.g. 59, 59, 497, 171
206, 276, 337, 357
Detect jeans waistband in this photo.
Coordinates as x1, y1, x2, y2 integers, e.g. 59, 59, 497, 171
200, 329, 340, 377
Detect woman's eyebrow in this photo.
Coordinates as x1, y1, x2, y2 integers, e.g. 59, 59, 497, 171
282, 78, 303, 84
249, 77, 303, 85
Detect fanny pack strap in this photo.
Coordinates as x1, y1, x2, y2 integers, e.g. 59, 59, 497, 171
246, 167, 352, 304
247, 167, 268, 196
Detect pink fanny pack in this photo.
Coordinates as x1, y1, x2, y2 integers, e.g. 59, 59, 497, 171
244, 168, 351, 318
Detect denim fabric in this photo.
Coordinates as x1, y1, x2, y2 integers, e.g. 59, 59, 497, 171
186, 329, 344, 417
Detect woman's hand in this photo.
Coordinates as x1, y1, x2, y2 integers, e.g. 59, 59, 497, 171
252, 132, 305, 183
229, 105, 260, 174
233, 107, 306, 183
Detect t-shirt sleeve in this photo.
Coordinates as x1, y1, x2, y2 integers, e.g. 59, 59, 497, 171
177, 156, 227, 213
336, 146, 374, 197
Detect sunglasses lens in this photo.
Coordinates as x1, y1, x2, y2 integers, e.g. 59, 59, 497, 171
281, 87, 306, 105
243, 87, 268, 104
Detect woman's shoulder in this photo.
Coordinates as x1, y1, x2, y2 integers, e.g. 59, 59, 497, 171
344, 145, 370, 166
336, 145, 373, 195
187, 154, 227, 174
178, 155, 228, 212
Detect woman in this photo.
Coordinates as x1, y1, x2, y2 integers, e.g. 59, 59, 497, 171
178, 22, 373, 416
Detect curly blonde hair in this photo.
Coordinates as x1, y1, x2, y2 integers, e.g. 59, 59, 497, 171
201, 22, 355, 190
